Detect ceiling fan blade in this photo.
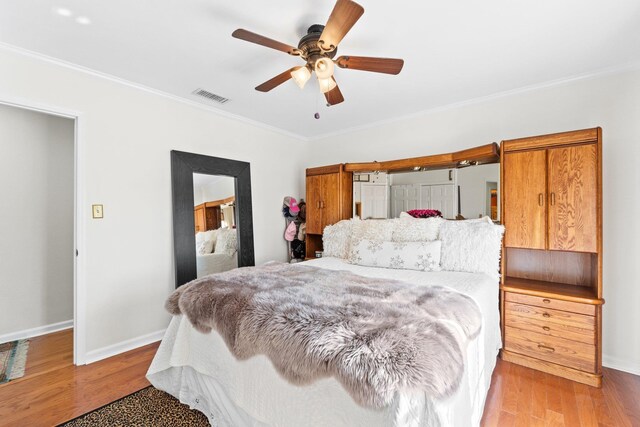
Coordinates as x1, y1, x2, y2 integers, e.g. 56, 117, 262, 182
232, 29, 299, 56
335, 56, 404, 75
255, 67, 300, 92
325, 77, 345, 106
319, 0, 364, 52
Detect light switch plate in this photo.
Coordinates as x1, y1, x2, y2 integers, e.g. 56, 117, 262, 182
92, 204, 104, 219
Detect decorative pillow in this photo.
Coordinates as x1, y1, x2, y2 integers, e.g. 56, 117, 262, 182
203, 229, 218, 247
196, 239, 214, 255
322, 219, 354, 259
215, 228, 238, 255
350, 218, 396, 243
350, 240, 442, 272
392, 216, 444, 242
439, 220, 505, 278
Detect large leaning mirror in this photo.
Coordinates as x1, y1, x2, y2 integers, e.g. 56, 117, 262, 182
352, 164, 500, 220
171, 151, 254, 288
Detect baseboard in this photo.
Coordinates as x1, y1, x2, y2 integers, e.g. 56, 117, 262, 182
603, 354, 640, 376
84, 329, 166, 365
0, 319, 73, 343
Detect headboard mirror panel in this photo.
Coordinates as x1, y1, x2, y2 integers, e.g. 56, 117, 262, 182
348, 143, 501, 221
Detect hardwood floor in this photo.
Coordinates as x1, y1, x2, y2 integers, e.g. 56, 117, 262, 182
1, 330, 638, 426
0, 329, 159, 427
480, 358, 640, 427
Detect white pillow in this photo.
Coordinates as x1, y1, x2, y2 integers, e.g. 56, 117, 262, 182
350, 240, 442, 272
196, 239, 214, 255
350, 218, 396, 243
439, 220, 505, 278
215, 228, 238, 255
195, 232, 205, 244
392, 216, 444, 242
322, 219, 354, 259
203, 229, 218, 247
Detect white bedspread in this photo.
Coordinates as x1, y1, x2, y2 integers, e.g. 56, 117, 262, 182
147, 257, 502, 427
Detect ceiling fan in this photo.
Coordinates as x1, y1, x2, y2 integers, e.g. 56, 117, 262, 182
232, 0, 404, 106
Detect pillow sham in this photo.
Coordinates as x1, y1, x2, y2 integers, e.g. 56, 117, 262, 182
350, 239, 442, 272
392, 216, 444, 242
322, 219, 354, 259
439, 220, 505, 278
215, 228, 238, 255
196, 239, 214, 255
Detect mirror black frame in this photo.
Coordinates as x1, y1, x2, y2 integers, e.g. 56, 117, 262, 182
171, 150, 255, 288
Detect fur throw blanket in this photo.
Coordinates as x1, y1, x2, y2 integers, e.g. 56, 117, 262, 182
166, 262, 482, 408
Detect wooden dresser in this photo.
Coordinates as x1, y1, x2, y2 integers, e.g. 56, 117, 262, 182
305, 164, 353, 259
500, 128, 604, 387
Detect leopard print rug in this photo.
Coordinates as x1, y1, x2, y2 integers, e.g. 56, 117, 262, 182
58, 386, 210, 426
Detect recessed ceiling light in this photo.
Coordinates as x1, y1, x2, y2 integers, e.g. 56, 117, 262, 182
75, 16, 91, 25
55, 7, 72, 17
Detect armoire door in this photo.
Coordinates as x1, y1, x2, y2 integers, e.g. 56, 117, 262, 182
320, 173, 340, 228
503, 150, 547, 249
547, 144, 598, 252
306, 175, 323, 234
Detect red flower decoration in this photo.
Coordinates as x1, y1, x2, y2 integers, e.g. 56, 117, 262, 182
406, 209, 443, 218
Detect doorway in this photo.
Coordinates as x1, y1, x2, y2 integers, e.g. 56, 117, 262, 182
0, 99, 84, 366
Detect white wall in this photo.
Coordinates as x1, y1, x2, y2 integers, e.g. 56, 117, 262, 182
0, 47, 305, 355
307, 68, 640, 374
0, 104, 74, 337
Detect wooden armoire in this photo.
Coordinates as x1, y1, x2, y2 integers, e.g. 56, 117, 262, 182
305, 164, 353, 259
500, 128, 604, 387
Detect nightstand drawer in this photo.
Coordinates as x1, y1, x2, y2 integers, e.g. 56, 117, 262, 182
504, 326, 596, 372
505, 292, 595, 316
505, 312, 594, 345
505, 302, 595, 331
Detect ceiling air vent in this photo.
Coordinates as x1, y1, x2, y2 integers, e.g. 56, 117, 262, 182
192, 88, 230, 104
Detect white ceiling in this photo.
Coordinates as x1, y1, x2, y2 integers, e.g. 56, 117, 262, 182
1, 0, 639, 139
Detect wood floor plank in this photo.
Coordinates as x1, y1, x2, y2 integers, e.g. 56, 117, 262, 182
501, 362, 519, 414
587, 383, 615, 427
531, 369, 547, 419
498, 410, 517, 427
558, 376, 582, 427
546, 409, 566, 427
574, 382, 599, 427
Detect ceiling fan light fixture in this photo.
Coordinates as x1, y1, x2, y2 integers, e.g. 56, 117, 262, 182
318, 76, 337, 94
291, 66, 311, 89
314, 57, 335, 79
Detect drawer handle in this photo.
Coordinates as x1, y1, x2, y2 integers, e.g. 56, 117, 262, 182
542, 326, 551, 331
538, 344, 555, 352
542, 312, 551, 318
542, 299, 551, 304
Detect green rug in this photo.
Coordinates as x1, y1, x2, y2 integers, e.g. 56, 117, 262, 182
0, 339, 29, 384
58, 386, 210, 426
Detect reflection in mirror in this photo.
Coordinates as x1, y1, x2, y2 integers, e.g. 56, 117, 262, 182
352, 163, 500, 221
193, 173, 238, 278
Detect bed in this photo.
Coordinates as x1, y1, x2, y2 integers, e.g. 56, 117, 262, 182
195, 228, 238, 277
147, 255, 502, 426
196, 252, 238, 277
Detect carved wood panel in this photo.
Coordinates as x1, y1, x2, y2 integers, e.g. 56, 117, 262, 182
547, 144, 598, 252
503, 150, 547, 249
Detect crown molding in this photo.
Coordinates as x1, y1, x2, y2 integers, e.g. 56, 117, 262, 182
306, 60, 640, 141
0, 42, 309, 142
